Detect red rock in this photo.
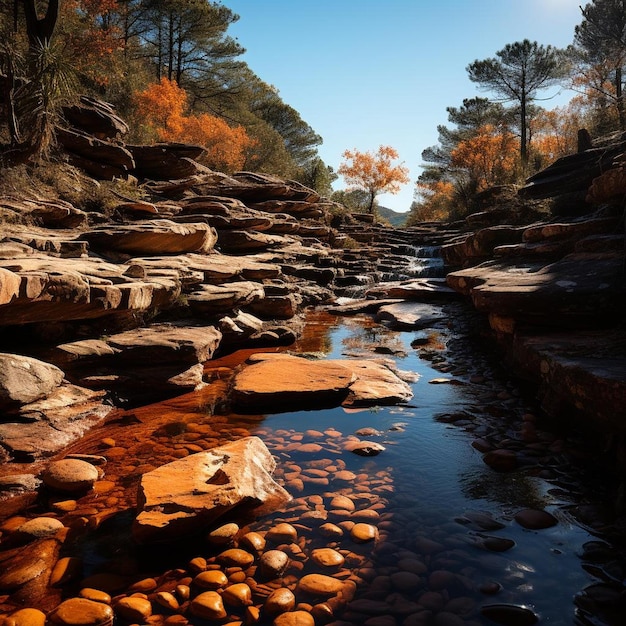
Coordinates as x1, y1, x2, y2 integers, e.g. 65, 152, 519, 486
133, 437, 290, 543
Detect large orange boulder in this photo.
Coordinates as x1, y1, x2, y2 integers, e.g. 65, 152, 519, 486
133, 436, 290, 544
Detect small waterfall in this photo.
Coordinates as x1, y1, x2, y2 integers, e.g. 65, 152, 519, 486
381, 245, 446, 281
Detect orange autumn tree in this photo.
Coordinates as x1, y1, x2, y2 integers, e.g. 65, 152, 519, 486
338, 145, 410, 217
530, 104, 583, 169
134, 77, 255, 172
59, 0, 124, 87
409, 180, 456, 223
450, 124, 518, 193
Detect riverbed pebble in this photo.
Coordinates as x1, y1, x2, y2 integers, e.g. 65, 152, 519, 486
208, 522, 240, 546
194, 570, 229, 590
273, 610, 315, 626
42, 459, 99, 492
16, 516, 64, 540
514, 508, 558, 529
240, 531, 266, 553
266, 523, 298, 544
47, 598, 114, 626
218, 548, 255, 568
264, 587, 296, 616
114, 596, 152, 622
311, 548, 345, 568
259, 549, 289, 579
297, 573, 345, 597
222, 582, 253, 607
350, 523, 378, 543
0, 608, 46, 626
190, 591, 227, 620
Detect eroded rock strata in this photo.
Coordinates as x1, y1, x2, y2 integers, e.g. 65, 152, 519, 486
0, 114, 625, 624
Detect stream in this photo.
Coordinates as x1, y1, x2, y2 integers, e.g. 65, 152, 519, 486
41, 301, 626, 626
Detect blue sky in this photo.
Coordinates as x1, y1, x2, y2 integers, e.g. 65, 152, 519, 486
226, 0, 585, 212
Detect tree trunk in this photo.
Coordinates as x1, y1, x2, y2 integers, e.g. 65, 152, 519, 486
520, 78, 528, 166
368, 190, 376, 216
23, 0, 60, 50
167, 10, 174, 81
616, 66, 625, 131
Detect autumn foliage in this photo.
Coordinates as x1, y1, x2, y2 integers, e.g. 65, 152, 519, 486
338, 145, 410, 215
134, 78, 256, 172
59, 0, 124, 86
450, 124, 518, 193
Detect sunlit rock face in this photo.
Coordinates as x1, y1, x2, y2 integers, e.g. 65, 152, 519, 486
133, 436, 291, 544
229, 352, 413, 413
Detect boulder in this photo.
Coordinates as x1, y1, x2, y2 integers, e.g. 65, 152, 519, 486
0, 384, 111, 461
56, 127, 135, 173
230, 353, 356, 412
329, 359, 413, 406
62, 96, 129, 138
83, 220, 217, 255
0, 354, 64, 409
375, 302, 446, 330
50, 323, 222, 398
0, 268, 21, 305
133, 436, 291, 543
187, 281, 265, 315
127, 143, 206, 180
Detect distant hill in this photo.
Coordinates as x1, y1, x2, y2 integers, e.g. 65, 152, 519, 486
377, 205, 408, 227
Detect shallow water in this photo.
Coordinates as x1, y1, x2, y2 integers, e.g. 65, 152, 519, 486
6, 304, 625, 625
245, 309, 626, 625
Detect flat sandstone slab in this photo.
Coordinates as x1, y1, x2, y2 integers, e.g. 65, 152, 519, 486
230, 353, 412, 412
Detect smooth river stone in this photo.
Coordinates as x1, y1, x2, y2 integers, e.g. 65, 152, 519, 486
266, 522, 298, 544
114, 596, 152, 622
190, 591, 227, 620
193, 570, 229, 590
350, 523, 379, 543
50, 556, 82, 586
311, 548, 345, 568
79, 588, 112, 604
222, 582, 253, 607
330, 495, 355, 511
259, 549, 289, 578
47, 598, 114, 626
319, 523, 344, 538
273, 610, 315, 626
0, 608, 46, 626
154, 591, 180, 611
297, 574, 344, 597
42, 459, 99, 492
218, 548, 255, 567
483, 449, 517, 472
17, 516, 64, 540
264, 588, 296, 616
240, 531, 266, 553
344, 441, 386, 457
514, 508, 558, 530
208, 522, 239, 546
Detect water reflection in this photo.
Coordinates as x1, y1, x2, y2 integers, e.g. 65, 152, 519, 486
9, 306, 624, 625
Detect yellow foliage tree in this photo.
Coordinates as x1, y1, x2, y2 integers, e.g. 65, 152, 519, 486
530, 105, 583, 169
134, 77, 255, 172
409, 181, 456, 223
338, 145, 410, 216
450, 124, 518, 193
